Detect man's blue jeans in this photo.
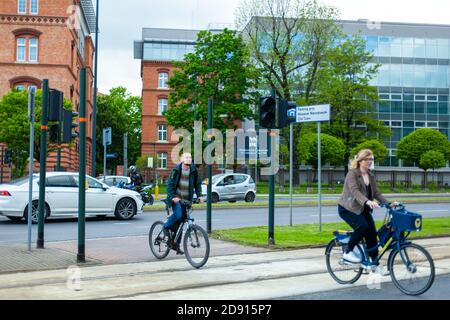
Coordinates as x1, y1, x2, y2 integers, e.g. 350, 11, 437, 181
164, 201, 184, 246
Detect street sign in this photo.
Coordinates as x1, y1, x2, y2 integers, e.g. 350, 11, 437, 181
103, 127, 112, 146
148, 157, 154, 168
106, 152, 118, 159
296, 104, 330, 123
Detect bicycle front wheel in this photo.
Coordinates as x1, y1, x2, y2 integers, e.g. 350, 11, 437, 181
325, 240, 363, 284
184, 224, 210, 269
149, 221, 170, 259
389, 243, 435, 295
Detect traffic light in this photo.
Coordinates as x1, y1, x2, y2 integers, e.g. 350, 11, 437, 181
49, 124, 60, 143
276, 99, 297, 128
259, 96, 276, 129
48, 89, 63, 121
62, 109, 79, 143
4, 149, 12, 165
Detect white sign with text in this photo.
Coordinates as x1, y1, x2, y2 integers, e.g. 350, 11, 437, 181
296, 104, 330, 123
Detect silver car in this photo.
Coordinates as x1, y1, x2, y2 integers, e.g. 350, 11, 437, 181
201, 173, 256, 203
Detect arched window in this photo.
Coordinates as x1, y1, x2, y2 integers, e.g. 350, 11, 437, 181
9, 76, 42, 91
13, 28, 41, 63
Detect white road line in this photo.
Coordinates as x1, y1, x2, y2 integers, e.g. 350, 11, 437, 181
310, 214, 336, 217
114, 223, 133, 225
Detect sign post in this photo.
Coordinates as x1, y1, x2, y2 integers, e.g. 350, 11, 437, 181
27, 87, 36, 251
295, 104, 330, 231
102, 127, 111, 180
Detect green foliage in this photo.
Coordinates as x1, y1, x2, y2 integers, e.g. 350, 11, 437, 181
135, 154, 155, 171
419, 150, 446, 171
165, 29, 258, 140
314, 35, 391, 169
297, 132, 345, 169
96, 87, 141, 175
350, 139, 389, 163
0, 89, 72, 176
397, 128, 450, 169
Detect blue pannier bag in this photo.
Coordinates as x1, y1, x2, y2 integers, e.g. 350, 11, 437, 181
391, 207, 422, 232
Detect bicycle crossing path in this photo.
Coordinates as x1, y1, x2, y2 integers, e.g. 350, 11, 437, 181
0, 237, 449, 299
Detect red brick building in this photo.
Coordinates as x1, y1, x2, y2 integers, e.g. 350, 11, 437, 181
0, 0, 96, 182
134, 28, 200, 179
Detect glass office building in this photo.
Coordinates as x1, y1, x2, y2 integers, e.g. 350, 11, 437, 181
341, 20, 450, 167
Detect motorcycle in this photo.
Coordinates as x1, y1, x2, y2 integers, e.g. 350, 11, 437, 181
116, 181, 154, 205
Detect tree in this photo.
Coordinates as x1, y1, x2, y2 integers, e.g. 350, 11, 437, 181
236, 0, 341, 101
96, 87, 141, 175
396, 128, 450, 166
0, 89, 72, 176
314, 35, 391, 174
419, 150, 446, 172
297, 132, 345, 170
165, 29, 258, 136
350, 139, 389, 164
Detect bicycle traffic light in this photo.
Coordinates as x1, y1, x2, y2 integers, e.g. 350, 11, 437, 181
62, 109, 79, 143
259, 96, 276, 129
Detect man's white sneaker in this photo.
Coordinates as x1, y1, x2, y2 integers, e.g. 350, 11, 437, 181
343, 251, 362, 263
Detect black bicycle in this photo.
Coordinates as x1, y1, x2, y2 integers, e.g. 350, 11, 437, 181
148, 199, 210, 269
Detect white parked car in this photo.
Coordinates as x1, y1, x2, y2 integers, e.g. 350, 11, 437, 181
0, 172, 144, 223
96, 175, 131, 187
201, 173, 256, 203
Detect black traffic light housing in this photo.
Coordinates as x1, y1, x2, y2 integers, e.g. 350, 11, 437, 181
48, 89, 63, 122
62, 109, 79, 143
49, 124, 60, 143
4, 149, 12, 165
277, 99, 297, 128
259, 96, 276, 129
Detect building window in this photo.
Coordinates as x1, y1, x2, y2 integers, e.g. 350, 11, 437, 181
158, 124, 167, 141
28, 85, 37, 92
158, 98, 168, 115
158, 153, 167, 169
18, 0, 26, 14
29, 38, 38, 62
17, 38, 26, 62
15, 85, 25, 91
158, 73, 169, 89
30, 0, 38, 14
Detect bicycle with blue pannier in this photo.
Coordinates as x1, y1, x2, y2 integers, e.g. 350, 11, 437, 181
325, 203, 435, 295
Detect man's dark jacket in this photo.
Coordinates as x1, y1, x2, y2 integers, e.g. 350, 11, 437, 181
166, 164, 203, 208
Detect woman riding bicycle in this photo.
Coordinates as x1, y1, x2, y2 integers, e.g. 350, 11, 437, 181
338, 149, 397, 275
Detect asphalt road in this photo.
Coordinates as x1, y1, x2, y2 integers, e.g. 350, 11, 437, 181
0, 202, 448, 244
281, 273, 450, 300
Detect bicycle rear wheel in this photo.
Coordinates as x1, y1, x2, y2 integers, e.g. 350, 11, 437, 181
149, 221, 170, 259
184, 224, 210, 269
389, 243, 435, 295
325, 240, 363, 284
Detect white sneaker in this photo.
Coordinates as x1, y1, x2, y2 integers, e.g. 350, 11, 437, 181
343, 251, 362, 263
373, 265, 390, 276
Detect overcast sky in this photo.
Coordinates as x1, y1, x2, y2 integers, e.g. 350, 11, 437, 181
95, 0, 450, 97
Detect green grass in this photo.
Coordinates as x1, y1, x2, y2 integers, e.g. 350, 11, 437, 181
144, 197, 450, 211
210, 217, 450, 249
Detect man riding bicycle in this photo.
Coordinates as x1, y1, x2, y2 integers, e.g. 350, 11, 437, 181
163, 153, 204, 254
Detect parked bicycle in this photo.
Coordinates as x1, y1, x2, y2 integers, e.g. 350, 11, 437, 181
148, 198, 210, 269
325, 203, 435, 295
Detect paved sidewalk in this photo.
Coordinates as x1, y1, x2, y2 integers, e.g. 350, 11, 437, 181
0, 237, 448, 300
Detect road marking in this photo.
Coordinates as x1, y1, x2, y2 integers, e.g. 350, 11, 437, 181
310, 214, 336, 217
114, 223, 133, 225
420, 210, 448, 213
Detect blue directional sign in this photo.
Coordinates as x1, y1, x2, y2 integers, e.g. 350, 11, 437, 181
106, 152, 118, 159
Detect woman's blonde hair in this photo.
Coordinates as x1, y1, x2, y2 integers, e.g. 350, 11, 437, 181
350, 149, 373, 169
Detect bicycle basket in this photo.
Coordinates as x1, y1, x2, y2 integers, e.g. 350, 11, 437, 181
391, 207, 422, 232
